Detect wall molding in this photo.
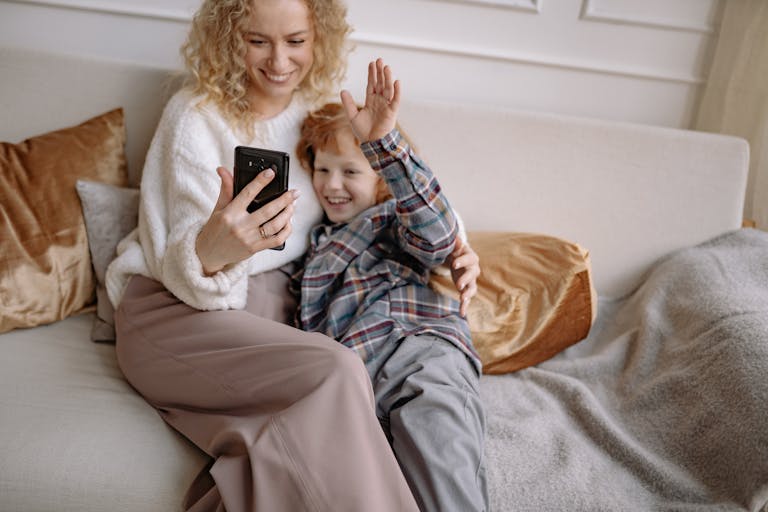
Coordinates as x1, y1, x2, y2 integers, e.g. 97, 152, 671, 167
4, 0, 706, 85
580, 0, 716, 34
428, 0, 540, 14
4, 0, 191, 22
7, 0, 543, 21
354, 31, 704, 85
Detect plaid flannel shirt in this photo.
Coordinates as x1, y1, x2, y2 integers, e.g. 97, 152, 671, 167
290, 129, 480, 372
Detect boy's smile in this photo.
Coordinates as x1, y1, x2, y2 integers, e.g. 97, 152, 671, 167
312, 129, 380, 224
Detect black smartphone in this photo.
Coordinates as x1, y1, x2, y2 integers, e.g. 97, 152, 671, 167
233, 145, 290, 250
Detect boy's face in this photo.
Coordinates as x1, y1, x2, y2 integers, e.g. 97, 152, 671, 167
312, 128, 380, 224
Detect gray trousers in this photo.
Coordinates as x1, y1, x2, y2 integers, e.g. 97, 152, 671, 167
370, 335, 489, 512
115, 273, 419, 512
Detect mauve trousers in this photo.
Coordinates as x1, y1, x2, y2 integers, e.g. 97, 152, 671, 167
114, 273, 419, 512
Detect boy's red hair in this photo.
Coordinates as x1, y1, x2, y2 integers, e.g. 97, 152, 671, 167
297, 102, 415, 204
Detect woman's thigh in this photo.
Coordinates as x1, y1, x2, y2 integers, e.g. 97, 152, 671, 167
115, 273, 362, 413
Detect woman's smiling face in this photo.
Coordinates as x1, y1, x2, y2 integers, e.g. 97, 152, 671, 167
244, 0, 315, 116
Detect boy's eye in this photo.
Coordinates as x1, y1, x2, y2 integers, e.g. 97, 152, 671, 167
344, 169, 358, 176
315, 168, 329, 174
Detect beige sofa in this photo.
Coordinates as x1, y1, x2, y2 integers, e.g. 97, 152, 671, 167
2, 47, 767, 512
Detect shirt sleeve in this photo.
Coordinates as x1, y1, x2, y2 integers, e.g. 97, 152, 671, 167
137, 97, 249, 310
361, 129, 457, 268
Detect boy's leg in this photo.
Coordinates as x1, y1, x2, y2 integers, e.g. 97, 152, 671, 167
115, 274, 418, 512
373, 334, 489, 512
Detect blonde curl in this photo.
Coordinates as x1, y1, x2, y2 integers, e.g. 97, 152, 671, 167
181, 0, 352, 137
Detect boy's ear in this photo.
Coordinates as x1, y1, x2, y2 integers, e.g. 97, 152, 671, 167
298, 144, 315, 172
375, 177, 392, 203
306, 145, 315, 171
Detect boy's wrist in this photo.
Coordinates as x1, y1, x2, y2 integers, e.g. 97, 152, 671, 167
361, 128, 401, 156
360, 128, 404, 171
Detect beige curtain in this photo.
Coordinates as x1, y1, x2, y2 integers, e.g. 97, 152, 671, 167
694, 0, 768, 231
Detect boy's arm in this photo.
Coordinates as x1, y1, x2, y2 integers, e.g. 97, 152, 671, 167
362, 130, 458, 268
342, 57, 457, 266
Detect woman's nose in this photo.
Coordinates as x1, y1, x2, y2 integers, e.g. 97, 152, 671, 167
268, 44, 288, 70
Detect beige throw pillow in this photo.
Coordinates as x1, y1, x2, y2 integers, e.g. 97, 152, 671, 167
0, 109, 128, 333
430, 232, 597, 374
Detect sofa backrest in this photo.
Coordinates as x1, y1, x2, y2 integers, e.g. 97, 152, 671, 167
0, 46, 749, 298
0, 46, 178, 186
399, 100, 748, 298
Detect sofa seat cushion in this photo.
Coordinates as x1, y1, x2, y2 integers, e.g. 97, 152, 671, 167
0, 313, 208, 511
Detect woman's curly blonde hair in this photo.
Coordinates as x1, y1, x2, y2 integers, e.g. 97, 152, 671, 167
181, 0, 351, 135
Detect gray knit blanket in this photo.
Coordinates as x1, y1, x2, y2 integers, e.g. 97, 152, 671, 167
482, 228, 768, 512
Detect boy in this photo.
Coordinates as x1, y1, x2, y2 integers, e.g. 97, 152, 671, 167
291, 58, 488, 512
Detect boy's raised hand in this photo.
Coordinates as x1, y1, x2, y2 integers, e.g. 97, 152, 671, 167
340, 58, 401, 142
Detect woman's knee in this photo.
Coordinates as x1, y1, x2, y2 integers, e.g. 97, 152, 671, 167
310, 336, 374, 402
315, 336, 368, 378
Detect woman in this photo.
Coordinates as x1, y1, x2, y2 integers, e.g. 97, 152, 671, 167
106, 0, 480, 510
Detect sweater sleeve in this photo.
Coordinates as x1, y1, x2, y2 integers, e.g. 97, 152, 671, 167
361, 129, 458, 269
137, 93, 249, 310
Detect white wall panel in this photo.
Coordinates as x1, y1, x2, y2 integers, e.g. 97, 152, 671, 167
581, 0, 720, 32
0, 1, 189, 68
0, 0, 722, 129
439, 0, 540, 12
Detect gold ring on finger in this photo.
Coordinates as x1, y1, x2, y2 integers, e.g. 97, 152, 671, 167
259, 226, 268, 239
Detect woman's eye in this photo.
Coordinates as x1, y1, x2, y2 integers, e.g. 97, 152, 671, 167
288, 39, 305, 46
316, 168, 329, 174
248, 39, 267, 46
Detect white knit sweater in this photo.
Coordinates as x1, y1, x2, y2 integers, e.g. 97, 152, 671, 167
105, 88, 323, 311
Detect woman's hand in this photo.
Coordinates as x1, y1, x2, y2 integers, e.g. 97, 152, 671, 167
448, 237, 480, 316
195, 167, 297, 275
340, 58, 401, 142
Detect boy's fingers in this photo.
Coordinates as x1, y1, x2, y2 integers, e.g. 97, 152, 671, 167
383, 65, 394, 98
340, 90, 358, 120
368, 60, 377, 94
391, 79, 401, 110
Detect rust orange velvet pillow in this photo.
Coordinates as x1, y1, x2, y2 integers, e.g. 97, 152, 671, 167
430, 232, 597, 374
0, 109, 128, 333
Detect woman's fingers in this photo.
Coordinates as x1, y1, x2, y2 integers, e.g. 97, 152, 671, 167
256, 198, 295, 242
448, 238, 481, 316
231, 167, 276, 211
263, 207, 293, 249
459, 282, 477, 316
249, 189, 298, 227
214, 167, 235, 211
